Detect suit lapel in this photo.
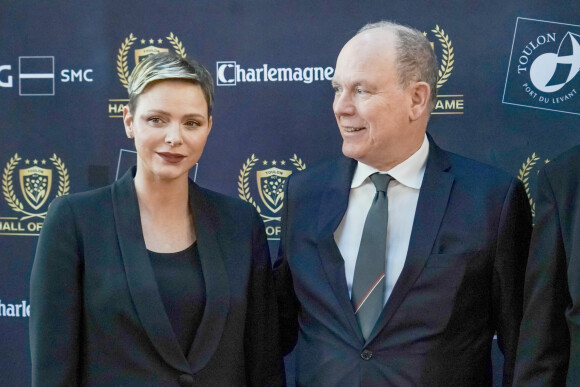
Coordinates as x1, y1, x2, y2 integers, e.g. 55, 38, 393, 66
315, 157, 364, 342
186, 183, 231, 373
112, 168, 190, 373
367, 135, 455, 342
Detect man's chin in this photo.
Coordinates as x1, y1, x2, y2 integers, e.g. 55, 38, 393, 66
341, 143, 364, 161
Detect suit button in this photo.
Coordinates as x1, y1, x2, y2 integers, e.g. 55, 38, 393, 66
178, 374, 194, 387
361, 349, 373, 360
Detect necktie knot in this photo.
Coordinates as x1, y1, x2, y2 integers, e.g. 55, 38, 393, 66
370, 173, 391, 193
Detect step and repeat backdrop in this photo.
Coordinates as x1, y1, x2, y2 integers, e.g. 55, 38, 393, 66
1, 1, 579, 384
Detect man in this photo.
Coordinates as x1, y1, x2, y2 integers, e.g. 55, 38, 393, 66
275, 21, 532, 385
514, 146, 580, 386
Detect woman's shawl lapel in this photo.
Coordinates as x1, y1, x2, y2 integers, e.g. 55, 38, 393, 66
186, 181, 231, 372
111, 167, 190, 373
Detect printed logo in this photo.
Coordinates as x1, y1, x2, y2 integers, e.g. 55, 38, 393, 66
1, 153, 70, 236
0, 299, 30, 318
424, 25, 464, 115
503, 18, 580, 115
517, 152, 550, 218
19, 56, 55, 96
108, 33, 188, 118
0, 56, 93, 96
238, 154, 306, 240
216, 61, 334, 86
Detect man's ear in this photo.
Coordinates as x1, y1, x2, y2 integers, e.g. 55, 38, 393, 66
409, 82, 431, 121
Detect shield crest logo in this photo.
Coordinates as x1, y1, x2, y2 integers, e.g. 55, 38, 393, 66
19, 166, 52, 210
134, 46, 169, 66
256, 167, 292, 213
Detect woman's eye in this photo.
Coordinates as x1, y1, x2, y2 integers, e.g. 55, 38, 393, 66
185, 120, 200, 127
355, 87, 365, 94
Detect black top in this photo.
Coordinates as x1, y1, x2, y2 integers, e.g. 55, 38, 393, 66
148, 242, 206, 354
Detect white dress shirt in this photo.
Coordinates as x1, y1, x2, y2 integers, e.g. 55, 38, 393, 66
334, 135, 429, 303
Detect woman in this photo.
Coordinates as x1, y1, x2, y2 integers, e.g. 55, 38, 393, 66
30, 53, 283, 386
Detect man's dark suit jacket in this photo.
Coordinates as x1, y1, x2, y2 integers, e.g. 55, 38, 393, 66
514, 145, 580, 386
275, 135, 532, 386
30, 167, 283, 386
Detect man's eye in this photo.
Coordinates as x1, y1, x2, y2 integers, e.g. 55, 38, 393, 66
148, 117, 162, 124
355, 87, 365, 94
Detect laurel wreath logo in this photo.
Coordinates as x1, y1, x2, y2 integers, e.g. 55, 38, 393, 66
518, 152, 540, 217
116, 33, 187, 89
238, 154, 307, 222
432, 25, 454, 88
2, 153, 70, 220
50, 154, 70, 197
3, 154, 24, 213
290, 154, 306, 171
167, 32, 187, 58
238, 154, 262, 214
117, 33, 137, 89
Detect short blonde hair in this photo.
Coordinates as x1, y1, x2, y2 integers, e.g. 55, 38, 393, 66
127, 52, 214, 115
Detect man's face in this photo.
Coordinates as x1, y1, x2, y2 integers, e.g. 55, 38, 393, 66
332, 30, 422, 170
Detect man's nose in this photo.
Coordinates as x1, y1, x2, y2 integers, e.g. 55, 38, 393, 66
333, 92, 355, 116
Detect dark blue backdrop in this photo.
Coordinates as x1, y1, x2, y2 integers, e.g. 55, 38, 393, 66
1, 1, 579, 384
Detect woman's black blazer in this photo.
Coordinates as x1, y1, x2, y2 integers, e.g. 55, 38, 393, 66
30, 167, 283, 386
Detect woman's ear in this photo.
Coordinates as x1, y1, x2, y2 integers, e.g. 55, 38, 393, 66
123, 105, 134, 139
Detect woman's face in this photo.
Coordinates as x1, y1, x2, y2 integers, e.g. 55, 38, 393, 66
123, 79, 212, 183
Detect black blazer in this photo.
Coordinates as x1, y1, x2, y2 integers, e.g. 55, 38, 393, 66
275, 135, 532, 386
30, 167, 283, 386
514, 145, 580, 386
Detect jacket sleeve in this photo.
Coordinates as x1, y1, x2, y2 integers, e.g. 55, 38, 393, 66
273, 177, 300, 356
30, 197, 82, 386
492, 177, 532, 387
244, 209, 285, 386
513, 167, 570, 386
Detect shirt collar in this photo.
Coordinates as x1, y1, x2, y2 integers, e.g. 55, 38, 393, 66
351, 134, 429, 189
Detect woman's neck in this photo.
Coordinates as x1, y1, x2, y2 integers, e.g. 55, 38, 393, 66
133, 171, 196, 253
133, 172, 189, 215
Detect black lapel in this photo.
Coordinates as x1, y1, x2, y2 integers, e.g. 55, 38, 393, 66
315, 156, 364, 342
186, 182, 231, 373
112, 167, 190, 373
367, 134, 455, 342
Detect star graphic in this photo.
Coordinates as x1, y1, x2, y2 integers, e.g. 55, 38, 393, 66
25, 159, 30, 164
545, 159, 550, 164
141, 39, 146, 44
281, 160, 286, 165
158, 39, 163, 44
149, 39, 154, 44
263, 160, 268, 165
272, 160, 277, 166
33, 159, 38, 164
41, 160, 47, 165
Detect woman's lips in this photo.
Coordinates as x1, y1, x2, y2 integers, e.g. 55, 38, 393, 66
157, 152, 186, 163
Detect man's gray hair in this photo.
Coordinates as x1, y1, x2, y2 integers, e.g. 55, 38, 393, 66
127, 52, 214, 116
358, 21, 438, 111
